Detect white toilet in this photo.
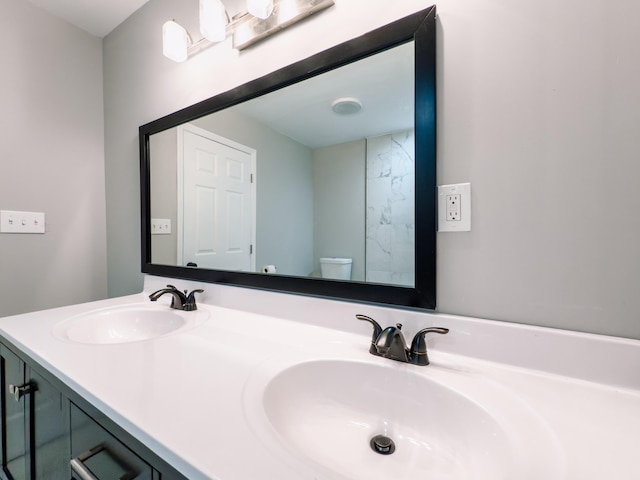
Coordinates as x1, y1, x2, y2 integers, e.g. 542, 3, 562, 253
319, 257, 352, 280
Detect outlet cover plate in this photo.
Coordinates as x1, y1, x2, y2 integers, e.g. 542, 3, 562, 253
438, 183, 471, 232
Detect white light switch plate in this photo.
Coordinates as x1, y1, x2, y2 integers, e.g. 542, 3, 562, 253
438, 183, 471, 232
0, 210, 45, 234
151, 218, 171, 235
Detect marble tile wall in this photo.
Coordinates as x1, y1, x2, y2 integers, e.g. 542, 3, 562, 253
366, 130, 415, 286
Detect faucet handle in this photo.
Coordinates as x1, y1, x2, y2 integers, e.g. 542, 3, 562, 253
184, 289, 204, 311
356, 314, 383, 354
409, 327, 449, 366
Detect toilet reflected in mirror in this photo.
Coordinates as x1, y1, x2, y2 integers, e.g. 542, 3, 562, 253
319, 257, 352, 280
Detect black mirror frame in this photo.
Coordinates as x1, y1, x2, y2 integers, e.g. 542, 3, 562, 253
139, 6, 436, 310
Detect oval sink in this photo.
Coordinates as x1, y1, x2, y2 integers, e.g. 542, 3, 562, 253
245, 359, 562, 480
52, 304, 209, 344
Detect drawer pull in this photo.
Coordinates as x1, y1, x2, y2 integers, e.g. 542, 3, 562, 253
70, 444, 138, 480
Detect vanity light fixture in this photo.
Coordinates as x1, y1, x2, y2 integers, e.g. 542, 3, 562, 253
162, 0, 334, 62
162, 20, 191, 63
247, 0, 275, 19
200, 0, 229, 43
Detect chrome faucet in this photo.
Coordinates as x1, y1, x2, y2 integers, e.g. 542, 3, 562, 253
356, 314, 449, 366
149, 285, 204, 311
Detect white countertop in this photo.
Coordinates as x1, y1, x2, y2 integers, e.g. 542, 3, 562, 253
0, 276, 639, 479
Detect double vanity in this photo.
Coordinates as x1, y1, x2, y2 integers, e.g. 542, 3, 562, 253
0, 275, 639, 479
2, 5, 638, 479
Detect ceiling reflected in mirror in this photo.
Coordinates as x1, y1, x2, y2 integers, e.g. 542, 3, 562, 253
149, 41, 415, 287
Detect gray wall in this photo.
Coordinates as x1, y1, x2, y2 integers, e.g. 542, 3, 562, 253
149, 129, 178, 265
0, 0, 107, 316
313, 140, 366, 281
103, 0, 640, 340
436, 0, 640, 339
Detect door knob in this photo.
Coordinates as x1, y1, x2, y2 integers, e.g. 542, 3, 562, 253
8, 382, 36, 402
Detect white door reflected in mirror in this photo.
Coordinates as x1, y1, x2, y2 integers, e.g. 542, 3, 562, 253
178, 124, 256, 271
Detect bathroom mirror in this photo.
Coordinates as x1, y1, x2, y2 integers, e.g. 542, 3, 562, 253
140, 6, 436, 309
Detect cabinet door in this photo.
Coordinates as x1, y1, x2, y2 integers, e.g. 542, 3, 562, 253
0, 344, 30, 480
27, 367, 70, 479
0, 345, 70, 480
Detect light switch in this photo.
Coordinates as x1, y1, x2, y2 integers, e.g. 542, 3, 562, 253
151, 218, 171, 235
0, 210, 45, 234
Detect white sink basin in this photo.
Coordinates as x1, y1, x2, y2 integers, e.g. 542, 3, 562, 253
245, 358, 563, 480
52, 304, 209, 344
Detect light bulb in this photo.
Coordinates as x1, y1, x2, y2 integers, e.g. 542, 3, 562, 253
247, 0, 274, 19
162, 21, 190, 62
200, 0, 228, 43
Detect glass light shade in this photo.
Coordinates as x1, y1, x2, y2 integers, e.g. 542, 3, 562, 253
200, 0, 228, 43
247, 0, 274, 19
162, 21, 190, 62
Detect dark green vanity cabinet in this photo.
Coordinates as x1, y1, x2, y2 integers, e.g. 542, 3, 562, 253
0, 343, 30, 480
0, 343, 71, 480
0, 340, 187, 480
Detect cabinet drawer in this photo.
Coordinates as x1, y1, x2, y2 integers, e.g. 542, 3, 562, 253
70, 403, 152, 480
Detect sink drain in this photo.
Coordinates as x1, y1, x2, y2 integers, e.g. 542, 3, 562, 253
370, 434, 396, 455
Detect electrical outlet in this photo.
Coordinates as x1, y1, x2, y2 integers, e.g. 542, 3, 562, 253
438, 183, 471, 232
151, 218, 171, 235
0, 210, 45, 234
446, 194, 461, 221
